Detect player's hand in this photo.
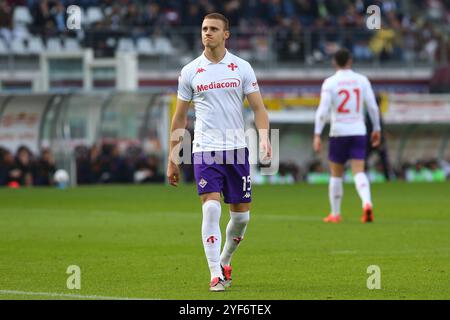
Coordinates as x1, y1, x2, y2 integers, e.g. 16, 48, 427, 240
313, 135, 322, 153
371, 131, 381, 148
167, 161, 180, 187
259, 139, 272, 164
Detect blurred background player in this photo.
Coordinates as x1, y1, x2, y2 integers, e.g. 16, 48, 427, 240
365, 94, 392, 181
313, 48, 381, 223
166, 13, 271, 291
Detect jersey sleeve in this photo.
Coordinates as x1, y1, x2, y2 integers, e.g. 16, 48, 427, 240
242, 62, 259, 95
177, 67, 193, 102
314, 80, 332, 135
362, 77, 381, 132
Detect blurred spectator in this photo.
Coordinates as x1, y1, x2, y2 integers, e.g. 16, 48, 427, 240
134, 154, 164, 183
271, 161, 299, 184
97, 143, 132, 183
72, 141, 167, 185
33, 148, 56, 185
3, 140, 448, 187
365, 95, 393, 181
6, 0, 26, 6
296, 0, 319, 27
102, 3, 122, 30
305, 158, 448, 184
142, 2, 163, 27
31, 0, 57, 40
253, 161, 300, 185
402, 159, 446, 182
426, 159, 446, 181
0, 0, 13, 45
52, 1, 67, 33
144, 129, 162, 154
369, 26, 398, 61
15, 145, 34, 186
367, 161, 389, 183
396, 161, 412, 180
439, 158, 450, 178
406, 161, 432, 182
337, 3, 363, 28
306, 159, 330, 184
109, 143, 133, 183
96, 143, 133, 183
182, 2, 203, 27
75, 144, 93, 184
277, 18, 305, 62
0, 149, 20, 186
425, 0, 447, 22
0, 147, 11, 185
121, 2, 143, 28
89, 144, 102, 183
2, 0, 448, 64
97, 143, 114, 183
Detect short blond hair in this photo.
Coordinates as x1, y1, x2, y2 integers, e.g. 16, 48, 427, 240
204, 13, 229, 31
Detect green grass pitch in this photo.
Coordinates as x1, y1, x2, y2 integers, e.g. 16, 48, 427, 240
0, 182, 449, 300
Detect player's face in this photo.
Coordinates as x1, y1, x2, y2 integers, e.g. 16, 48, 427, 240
201, 19, 229, 49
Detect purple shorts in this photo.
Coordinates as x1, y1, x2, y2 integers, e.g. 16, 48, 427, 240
328, 135, 367, 164
193, 148, 251, 204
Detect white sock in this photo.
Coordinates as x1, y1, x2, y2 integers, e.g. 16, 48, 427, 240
354, 172, 372, 207
201, 200, 222, 280
220, 211, 250, 267
329, 177, 343, 216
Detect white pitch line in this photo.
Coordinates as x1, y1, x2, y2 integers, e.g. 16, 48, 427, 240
0, 290, 159, 300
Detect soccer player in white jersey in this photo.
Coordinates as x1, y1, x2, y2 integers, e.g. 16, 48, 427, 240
313, 48, 381, 224
166, 13, 271, 291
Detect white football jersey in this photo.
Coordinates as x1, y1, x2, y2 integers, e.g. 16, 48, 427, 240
177, 50, 259, 153
314, 69, 381, 137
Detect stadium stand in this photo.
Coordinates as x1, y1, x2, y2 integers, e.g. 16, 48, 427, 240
0, 0, 447, 64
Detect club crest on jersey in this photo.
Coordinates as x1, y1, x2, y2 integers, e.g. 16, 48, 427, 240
227, 63, 238, 71
196, 78, 241, 92
198, 178, 208, 188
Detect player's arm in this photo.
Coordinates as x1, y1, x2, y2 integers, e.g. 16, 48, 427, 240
313, 84, 332, 153
363, 78, 382, 147
247, 91, 271, 161
166, 99, 190, 187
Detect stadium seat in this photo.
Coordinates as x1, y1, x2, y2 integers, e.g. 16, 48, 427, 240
12, 25, 31, 41
86, 7, 104, 25
0, 39, 9, 55
46, 38, 63, 53
27, 37, 45, 55
118, 38, 136, 52
64, 38, 82, 52
152, 37, 174, 55
13, 6, 33, 28
137, 38, 156, 55
10, 38, 27, 55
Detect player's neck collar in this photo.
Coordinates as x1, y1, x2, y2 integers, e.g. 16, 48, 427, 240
202, 49, 230, 65
336, 68, 352, 73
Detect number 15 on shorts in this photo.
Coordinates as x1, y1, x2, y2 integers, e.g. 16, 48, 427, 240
242, 175, 251, 191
